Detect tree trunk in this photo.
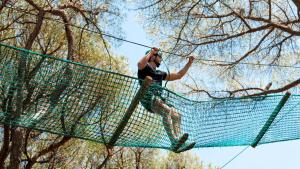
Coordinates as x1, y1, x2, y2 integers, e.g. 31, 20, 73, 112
135, 149, 142, 169
7, 5, 45, 168
7, 128, 23, 169
0, 125, 10, 169
96, 148, 113, 169
8, 36, 28, 169
25, 10, 45, 50
25, 160, 34, 169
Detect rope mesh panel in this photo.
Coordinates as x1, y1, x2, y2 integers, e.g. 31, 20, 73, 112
0, 43, 300, 151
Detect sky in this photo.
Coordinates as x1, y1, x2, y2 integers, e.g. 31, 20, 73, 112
113, 10, 300, 169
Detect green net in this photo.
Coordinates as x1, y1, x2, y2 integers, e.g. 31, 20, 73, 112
0, 43, 300, 151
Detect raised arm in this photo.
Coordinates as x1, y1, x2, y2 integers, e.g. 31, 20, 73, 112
137, 47, 159, 70
166, 56, 195, 81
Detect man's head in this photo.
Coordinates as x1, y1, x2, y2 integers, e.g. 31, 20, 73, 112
146, 49, 163, 68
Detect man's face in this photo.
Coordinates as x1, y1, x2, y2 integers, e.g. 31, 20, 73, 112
154, 54, 162, 64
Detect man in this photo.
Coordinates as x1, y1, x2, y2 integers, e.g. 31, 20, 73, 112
137, 47, 195, 152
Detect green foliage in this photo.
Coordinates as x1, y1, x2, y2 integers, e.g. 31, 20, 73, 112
0, 1, 218, 169
0, 1, 128, 169
156, 151, 219, 169
134, 0, 300, 98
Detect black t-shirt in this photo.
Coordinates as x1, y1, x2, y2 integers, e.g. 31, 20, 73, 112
138, 63, 167, 86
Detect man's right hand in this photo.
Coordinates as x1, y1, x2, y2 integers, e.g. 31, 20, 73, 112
150, 47, 159, 56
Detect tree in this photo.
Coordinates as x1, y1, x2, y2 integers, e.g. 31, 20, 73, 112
0, 0, 127, 168
0, 1, 220, 169
157, 151, 219, 169
134, 0, 300, 97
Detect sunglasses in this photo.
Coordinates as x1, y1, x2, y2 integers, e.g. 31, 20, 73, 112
153, 53, 162, 58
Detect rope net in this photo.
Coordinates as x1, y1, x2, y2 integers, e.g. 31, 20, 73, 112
0, 43, 300, 151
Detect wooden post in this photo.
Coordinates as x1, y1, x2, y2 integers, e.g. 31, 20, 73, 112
251, 92, 291, 148
107, 76, 153, 148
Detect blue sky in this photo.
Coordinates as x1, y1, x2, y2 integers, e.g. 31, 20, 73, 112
113, 10, 300, 169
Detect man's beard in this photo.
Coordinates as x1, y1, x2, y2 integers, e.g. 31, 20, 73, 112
154, 60, 161, 67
